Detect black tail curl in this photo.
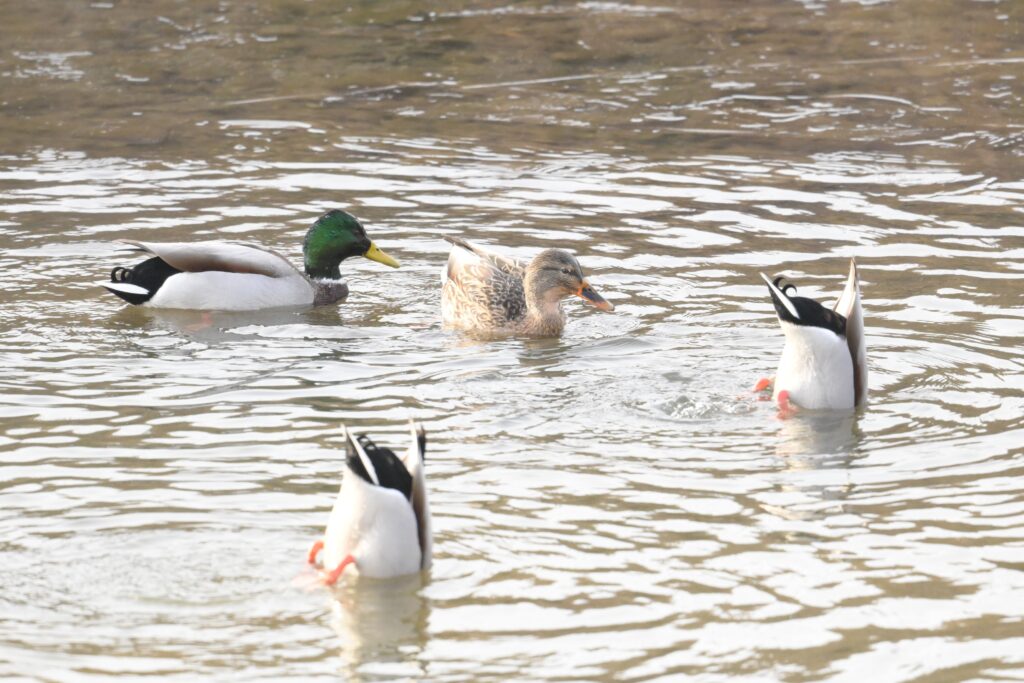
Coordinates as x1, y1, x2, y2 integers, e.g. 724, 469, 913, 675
105, 257, 181, 305
772, 276, 798, 297
346, 434, 414, 500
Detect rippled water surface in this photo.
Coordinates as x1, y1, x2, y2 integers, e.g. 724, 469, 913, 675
2, 1, 1023, 680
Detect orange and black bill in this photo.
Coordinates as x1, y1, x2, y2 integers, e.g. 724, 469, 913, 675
578, 283, 615, 312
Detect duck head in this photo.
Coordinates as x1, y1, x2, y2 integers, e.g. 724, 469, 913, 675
761, 273, 846, 338
523, 249, 614, 312
303, 209, 400, 280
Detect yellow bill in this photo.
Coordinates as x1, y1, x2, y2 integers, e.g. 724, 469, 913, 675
364, 241, 400, 268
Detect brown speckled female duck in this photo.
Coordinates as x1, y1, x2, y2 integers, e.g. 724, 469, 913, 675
440, 236, 615, 337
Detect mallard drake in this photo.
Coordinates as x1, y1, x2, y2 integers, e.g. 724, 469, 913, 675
307, 423, 431, 583
99, 209, 399, 310
755, 259, 867, 412
440, 236, 615, 337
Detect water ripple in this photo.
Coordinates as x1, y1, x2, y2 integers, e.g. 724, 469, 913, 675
1, 1, 1023, 680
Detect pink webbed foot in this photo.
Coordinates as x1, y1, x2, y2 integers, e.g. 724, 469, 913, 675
307, 539, 324, 565
184, 311, 214, 333
776, 390, 798, 419
753, 377, 774, 400
322, 554, 356, 585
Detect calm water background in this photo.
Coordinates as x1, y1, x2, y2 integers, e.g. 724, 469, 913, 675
1, 1, 1023, 680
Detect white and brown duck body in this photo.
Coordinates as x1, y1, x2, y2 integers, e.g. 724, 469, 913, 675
308, 424, 431, 584
440, 236, 615, 337
758, 259, 867, 411
99, 210, 399, 311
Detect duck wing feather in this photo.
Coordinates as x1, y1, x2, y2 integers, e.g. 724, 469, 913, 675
401, 422, 432, 569
443, 238, 527, 325
119, 240, 302, 279
443, 236, 525, 278
833, 258, 867, 406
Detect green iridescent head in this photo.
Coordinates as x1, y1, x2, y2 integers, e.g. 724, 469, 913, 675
302, 209, 400, 280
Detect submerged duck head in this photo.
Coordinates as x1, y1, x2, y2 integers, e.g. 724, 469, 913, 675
761, 273, 846, 338
303, 210, 400, 280
307, 424, 430, 584
524, 249, 614, 312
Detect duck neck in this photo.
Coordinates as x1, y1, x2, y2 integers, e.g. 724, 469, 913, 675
313, 280, 350, 306
523, 277, 566, 334
304, 256, 342, 281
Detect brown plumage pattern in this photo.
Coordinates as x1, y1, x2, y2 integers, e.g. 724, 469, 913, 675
440, 236, 615, 337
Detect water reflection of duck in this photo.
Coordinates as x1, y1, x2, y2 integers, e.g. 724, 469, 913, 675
98, 210, 399, 310
329, 574, 429, 680
441, 236, 615, 337
308, 423, 431, 583
756, 259, 867, 412
774, 410, 860, 458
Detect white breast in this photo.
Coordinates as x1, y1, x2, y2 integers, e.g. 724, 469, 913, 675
773, 322, 855, 410
322, 474, 422, 579
148, 271, 314, 310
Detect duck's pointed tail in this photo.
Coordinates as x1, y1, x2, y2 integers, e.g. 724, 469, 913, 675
98, 280, 152, 305
834, 259, 867, 407
100, 257, 181, 306
403, 421, 432, 570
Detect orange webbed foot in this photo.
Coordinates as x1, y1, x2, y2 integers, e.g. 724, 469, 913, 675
754, 377, 774, 400
307, 539, 324, 565
323, 555, 356, 585
776, 390, 798, 419
184, 311, 215, 333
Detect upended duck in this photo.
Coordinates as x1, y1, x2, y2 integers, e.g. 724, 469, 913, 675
756, 259, 867, 412
99, 210, 399, 310
307, 424, 430, 583
441, 236, 615, 336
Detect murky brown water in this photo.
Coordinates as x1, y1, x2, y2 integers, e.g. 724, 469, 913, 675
2, 1, 1023, 680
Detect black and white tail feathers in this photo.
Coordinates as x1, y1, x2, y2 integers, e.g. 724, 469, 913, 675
414, 423, 426, 462
101, 257, 181, 305
345, 430, 414, 500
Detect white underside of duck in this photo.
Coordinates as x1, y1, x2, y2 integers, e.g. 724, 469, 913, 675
763, 259, 867, 411
773, 322, 856, 410
322, 474, 423, 579
314, 424, 431, 582
147, 271, 316, 310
